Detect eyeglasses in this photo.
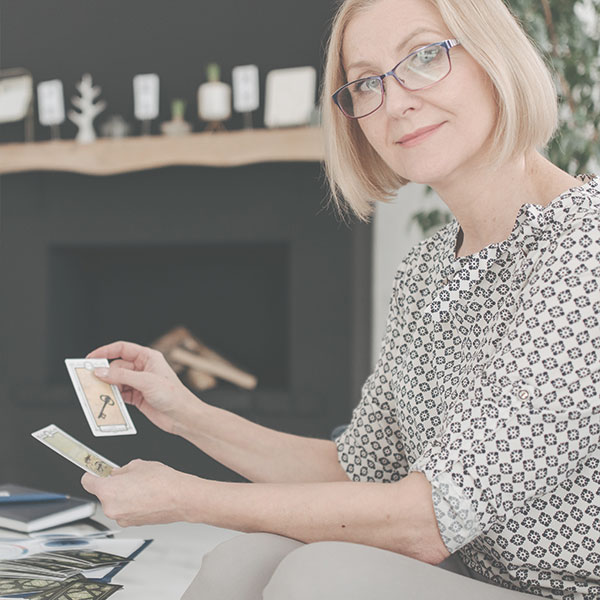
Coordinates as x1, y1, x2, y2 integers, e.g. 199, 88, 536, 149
332, 39, 461, 119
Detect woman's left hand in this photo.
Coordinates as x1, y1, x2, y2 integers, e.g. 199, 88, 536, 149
81, 459, 199, 527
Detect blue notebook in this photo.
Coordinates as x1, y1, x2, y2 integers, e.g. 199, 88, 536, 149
0, 483, 95, 532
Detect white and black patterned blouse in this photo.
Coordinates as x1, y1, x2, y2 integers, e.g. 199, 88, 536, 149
337, 175, 600, 599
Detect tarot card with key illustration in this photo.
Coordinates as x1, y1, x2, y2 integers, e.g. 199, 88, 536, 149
65, 359, 136, 436
32, 425, 119, 477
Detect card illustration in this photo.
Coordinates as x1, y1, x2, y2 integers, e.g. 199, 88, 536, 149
74, 368, 125, 427
32, 425, 119, 478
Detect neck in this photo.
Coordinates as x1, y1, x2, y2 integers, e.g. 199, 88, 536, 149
430, 152, 581, 258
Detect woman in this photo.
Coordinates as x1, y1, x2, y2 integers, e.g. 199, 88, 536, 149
81, 0, 599, 598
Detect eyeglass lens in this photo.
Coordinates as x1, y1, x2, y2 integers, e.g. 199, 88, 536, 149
337, 44, 451, 118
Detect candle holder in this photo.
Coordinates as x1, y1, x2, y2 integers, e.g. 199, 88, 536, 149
197, 63, 231, 133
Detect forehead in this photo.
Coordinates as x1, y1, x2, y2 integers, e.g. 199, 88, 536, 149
342, 0, 450, 71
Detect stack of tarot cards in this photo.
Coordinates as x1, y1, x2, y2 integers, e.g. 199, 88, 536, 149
0, 548, 129, 599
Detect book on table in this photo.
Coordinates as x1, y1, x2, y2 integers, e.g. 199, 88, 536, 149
0, 483, 95, 532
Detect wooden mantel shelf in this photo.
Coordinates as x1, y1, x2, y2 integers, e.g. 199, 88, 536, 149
0, 126, 324, 176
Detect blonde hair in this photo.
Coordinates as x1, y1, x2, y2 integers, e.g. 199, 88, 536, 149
322, 0, 559, 222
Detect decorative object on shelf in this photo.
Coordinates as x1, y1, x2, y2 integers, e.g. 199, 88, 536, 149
197, 63, 231, 132
100, 114, 131, 138
67, 73, 106, 144
160, 99, 192, 136
0, 68, 34, 142
264, 66, 316, 128
232, 64, 259, 130
133, 73, 160, 136
152, 326, 258, 392
37, 79, 65, 140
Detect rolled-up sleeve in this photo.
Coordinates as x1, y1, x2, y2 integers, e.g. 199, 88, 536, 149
337, 266, 410, 482
411, 220, 600, 553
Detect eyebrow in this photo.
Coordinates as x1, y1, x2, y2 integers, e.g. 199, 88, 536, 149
345, 27, 443, 74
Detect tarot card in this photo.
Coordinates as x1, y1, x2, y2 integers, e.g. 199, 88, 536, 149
0, 575, 71, 596
31, 425, 119, 478
0, 568, 67, 581
65, 359, 136, 437
0, 559, 76, 575
49, 550, 128, 568
23, 553, 95, 569
46, 579, 122, 600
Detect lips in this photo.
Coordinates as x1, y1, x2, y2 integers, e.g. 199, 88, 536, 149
397, 123, 444, 145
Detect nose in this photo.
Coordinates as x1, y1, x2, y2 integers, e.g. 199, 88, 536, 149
381, 74, 422, 117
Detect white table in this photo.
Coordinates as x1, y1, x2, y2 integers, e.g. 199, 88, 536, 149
92, 507, 240, 599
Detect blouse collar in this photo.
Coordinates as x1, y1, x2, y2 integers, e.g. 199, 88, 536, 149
437, 174, 600, 292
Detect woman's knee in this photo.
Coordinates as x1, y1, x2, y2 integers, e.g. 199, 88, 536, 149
201, 532, 302, 579
263, 541, 384, 600
182, 532, 303, 600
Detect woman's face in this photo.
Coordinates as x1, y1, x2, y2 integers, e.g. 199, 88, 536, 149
341, 0, 498, 187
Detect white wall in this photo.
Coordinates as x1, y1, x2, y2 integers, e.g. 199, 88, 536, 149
370, 184, 446, 365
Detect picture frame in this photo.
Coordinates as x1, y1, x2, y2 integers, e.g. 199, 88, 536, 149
264, 66, 316, 128
0, 68, 34, 141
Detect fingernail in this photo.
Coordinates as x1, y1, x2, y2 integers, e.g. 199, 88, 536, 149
94, 368, 109, 378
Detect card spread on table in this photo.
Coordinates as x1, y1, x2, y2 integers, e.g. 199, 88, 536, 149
31, 425, 119, 478
0, 536, 149, 600
65, 358, 136, 436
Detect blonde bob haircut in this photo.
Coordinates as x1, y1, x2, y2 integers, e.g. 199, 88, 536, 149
322, 0, 559, 222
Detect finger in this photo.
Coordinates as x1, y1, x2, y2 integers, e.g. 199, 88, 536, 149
109, 359, 136, 371
94, 364, 157, 393
87, 341, 148, 363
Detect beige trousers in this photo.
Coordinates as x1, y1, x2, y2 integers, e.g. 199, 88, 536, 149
181, 532, 541, 600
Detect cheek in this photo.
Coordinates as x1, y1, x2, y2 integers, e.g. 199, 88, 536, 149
357, 117, 388, 158
459, 70, 499, 133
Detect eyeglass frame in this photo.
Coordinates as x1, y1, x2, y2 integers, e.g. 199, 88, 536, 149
332, 39, 461, 119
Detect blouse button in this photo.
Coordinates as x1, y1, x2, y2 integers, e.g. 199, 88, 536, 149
518, 389, 530, 400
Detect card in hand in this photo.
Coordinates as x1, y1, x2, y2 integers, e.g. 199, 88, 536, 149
65, 359, 136, 436
31, 425, 119, 478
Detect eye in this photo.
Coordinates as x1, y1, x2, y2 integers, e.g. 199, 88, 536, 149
352, 77, 381, 93
410, 45, 442, 67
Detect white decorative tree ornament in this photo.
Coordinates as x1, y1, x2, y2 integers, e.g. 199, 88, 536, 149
68, 73, 106, 143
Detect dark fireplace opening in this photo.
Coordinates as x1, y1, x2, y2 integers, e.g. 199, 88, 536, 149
46, 243, 291, 394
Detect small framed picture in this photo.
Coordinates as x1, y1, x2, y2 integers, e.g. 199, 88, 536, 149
37, 80, 65, 127
232, 64, 260, 113
133, 73, 160, 121
264, 66, 316, 128
0, 69, 33, 123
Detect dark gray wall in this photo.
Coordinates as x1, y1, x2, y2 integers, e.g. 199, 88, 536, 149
0, 0, 338, 141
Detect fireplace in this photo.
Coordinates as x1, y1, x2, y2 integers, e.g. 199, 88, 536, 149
0, 162, 372, 492
46, 243, 291, 397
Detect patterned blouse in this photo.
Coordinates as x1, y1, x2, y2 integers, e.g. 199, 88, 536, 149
337, 175, 600, 599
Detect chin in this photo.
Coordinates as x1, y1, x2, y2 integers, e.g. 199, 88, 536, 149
392, 165, 451, 187
384, 150, 456, 187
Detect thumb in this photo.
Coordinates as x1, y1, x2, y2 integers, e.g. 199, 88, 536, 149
81, 472, 99, 494
94, 365, 155, 393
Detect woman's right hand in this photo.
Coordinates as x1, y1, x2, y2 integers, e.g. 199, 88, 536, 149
87, 340, 199, 435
